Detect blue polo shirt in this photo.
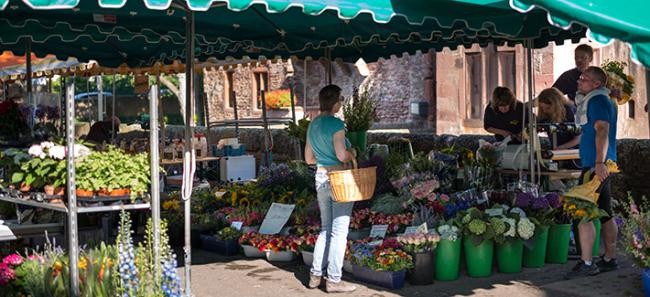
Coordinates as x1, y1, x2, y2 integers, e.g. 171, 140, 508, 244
579, 95, 617, 168
307, 114, 350, 167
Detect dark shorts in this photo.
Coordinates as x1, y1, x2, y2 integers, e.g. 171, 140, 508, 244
579, 169, 613, 223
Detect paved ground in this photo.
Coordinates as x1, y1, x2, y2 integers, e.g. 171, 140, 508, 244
176, 248, 646, 297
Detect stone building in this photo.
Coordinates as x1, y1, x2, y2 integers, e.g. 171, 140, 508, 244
201, 40, 649, 138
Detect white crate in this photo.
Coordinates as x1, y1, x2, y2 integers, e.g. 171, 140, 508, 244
220, 155, 256, 182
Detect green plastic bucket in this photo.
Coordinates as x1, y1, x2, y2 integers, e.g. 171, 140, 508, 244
463, 237, 493, 278
496, 240, 524, 273
523, 225, 549, 268
546, 224, 572, 264
346, 130, 368, 153
435, 238, 462, 281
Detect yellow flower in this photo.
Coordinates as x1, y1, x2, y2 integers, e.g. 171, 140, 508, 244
239, 198, 250, 209
78, 257, 88, 270
574, 210, 587, 217
163, 200, 180, 211
53, 261, 63, 272
231, 192, 238, 206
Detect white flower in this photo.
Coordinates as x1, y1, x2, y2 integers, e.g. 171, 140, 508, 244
73, 144, 91, 159
28, 144, 44, 158
48, 145, 66, 160
504, 218, 517, 237
40, 141, 55, 150
517, 218, 536, 240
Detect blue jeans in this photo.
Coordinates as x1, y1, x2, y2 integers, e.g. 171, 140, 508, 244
310, 170, 354, 283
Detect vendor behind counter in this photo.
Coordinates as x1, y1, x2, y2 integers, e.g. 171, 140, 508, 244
84, 116, 120, 145
483, 87, 529, 145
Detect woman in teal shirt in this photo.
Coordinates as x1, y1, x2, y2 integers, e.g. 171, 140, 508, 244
304, 85, 356, 293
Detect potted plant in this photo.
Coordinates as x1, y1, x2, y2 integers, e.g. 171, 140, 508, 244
435, 222, 461, 281
348, 208, 371, 240
397, 232, 440, 285
350, 239, 413, 290
297, 233, 318, 266
263, 235, 299, 262
238, 231, 266, 258
343, 88, 376, 153
11, 142, 74, 200
460, 207, 496, 278
619, 195, 650, 297
200, 227, 242, 256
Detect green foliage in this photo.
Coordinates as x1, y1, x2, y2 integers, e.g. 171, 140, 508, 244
217, 227, 243, 240
285, 117, 310, 145
459, 207, 496, 246
343, 89, 376, 132
11, 155, 66, 189
371, 193, 408, 215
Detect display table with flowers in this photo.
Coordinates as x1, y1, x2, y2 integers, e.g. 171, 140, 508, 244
350, 239, 413, 289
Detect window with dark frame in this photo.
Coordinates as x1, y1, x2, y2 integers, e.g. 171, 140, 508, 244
254, 71, 269, 109
466, 53, 484, 120
226, 71, 235, 108
629, 99, 635, 119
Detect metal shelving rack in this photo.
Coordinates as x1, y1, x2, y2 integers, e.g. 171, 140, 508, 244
2, 76, 162, 296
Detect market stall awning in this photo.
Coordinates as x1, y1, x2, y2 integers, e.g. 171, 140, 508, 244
511, 0, 650, 67
0, 0, 586, 67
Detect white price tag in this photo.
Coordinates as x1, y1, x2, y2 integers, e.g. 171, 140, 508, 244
486, 208, 504, 217
415, 223, 428, 234
403, 226, 419, 235
230, 221, 243, 230
369, 224, 388, 239
258, 203, 295, 235
214, 191, 226, 198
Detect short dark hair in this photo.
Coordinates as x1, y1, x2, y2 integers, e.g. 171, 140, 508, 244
575, 44, 594, 58
491, 86, 516, 109
319, 85, 342, 112
584, 66, 608, 87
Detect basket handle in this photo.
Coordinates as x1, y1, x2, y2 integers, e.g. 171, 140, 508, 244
351, 157, 358, 169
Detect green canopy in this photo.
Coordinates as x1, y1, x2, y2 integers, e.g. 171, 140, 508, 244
0, 0, 585, 67
511, 0, 650, 67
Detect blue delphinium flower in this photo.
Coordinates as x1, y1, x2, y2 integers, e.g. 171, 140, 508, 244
117, 212, 139, 296
161, 254, 182, 297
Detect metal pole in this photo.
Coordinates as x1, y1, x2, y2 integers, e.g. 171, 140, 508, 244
303, 59, 308, 112
97, 76, 104, 121
182, 9, 195, 297
112, 75, 116, 143
232, 90, 239, 139
526, 40, 536, 184
289, 82, 296, 124
65, 77, 80, 297
26, 38, 33, 136
201, 70, 212, 152
149, 74, 161, 286
261, 90, 271, 166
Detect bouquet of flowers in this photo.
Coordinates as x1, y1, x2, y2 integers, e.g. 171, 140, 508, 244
369, 212, 415, 234
264, 89, 293, 109
396, 233, 441, 254
238, 231, 266, 248
460, 207, 496, 245
437, 222, 460, 242
489, 208, 536, 244
216, 227, 242, 241
391, 172, 440, 207
226, 207, 263, 227
619, 195, 650, 268
260, 235, 299, 253
602, 59, 635, 105
515, 192, 562, 226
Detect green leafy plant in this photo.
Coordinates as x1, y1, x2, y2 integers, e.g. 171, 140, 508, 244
285, 117, 310, 145
343, 89, 377, 132
459, 207, 496, 245
217, 227, 242, 241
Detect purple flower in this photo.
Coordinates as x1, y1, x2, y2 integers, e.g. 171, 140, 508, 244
531, 197, 551, 210
515, 192, 534, 208
544, 193, 561, 209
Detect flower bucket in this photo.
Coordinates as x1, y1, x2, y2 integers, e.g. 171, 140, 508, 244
463, 237, 493, 278
348, 228, 370, 240
642, 268, 650, 297
346, 130, 368, 153
435, 238, 461, 281
301, 250, 314, 267
496, 240, 523, 273
352, 265, 406, 290
523, 225, 549, 268
200, 235, 240, 256
546, 224, 572, 264
242, 245, 265, 258
408, 252, 434, 285
574, 220, 602, 257
265, 250, 296, 262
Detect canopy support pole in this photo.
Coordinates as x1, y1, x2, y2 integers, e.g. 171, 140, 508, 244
97, 76, 104, 121
112, 75, 116, 143
525, 40, 537, 184
25, 38, 33, 136
182, 9, 196, 297
149, 74, 161, 287
65, 77, 80, 297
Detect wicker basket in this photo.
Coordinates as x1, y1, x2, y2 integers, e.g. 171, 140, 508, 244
327, 159, 377, 202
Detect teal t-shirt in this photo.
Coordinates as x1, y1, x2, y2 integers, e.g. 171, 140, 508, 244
307, 114, 350, 167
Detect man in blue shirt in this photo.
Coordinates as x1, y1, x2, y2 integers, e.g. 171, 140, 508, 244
565, 66, 619, 280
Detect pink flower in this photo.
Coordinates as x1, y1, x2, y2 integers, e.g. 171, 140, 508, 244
0, 262, 15, 286
440, 194, 450, 202
2, 254, 23, 266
